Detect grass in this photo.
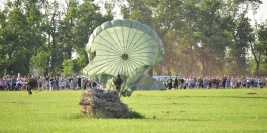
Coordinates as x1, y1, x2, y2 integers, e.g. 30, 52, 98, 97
0, 88, 267, 133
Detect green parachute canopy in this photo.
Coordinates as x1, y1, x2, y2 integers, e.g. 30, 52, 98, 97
84, 19, 163, 96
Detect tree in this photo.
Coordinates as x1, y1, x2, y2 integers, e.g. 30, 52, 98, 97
58, 0, 79, 60
68, 0, 113, 73
1, 0, 266, 77
228, 13, 254, 75
251, 21, 267, 75
30, 48, 50, 75
257, 22, 267, 61
62, 59, 74, 76
0, 0, 43, 75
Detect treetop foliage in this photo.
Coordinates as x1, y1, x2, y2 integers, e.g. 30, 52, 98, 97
0, 0, 266, 77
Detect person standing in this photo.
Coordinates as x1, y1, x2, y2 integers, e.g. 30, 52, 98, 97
55, 76, 59, 90
17, 73, 23, 90
187, 77, 191, 89
49, 76, 54, 91
208, 76, 212, 89
241, 75, 246, 88
259, 77, 264, 88
88, 80, 92, 89
6, 75, 11, 90
222, 75, 227, 88
11, 75, 17, 91
253, 77, 258, 88
198, 77, 203, 89
183, 77, 187, 89
71, 75, 77, 90
25, 74, 30, 94
167, 76, 172, 90
174, 76, 178, 89
25, 74, 37, 95
193, 76, 196, 89
246, 76, 251, 88
203, 77, 208, 89
92, 81, 97, 89
226, 76, 231, 88
78, 76, 82, 89
69, 78, 73, 90
250, 77, 254, 88
21, 76, 26, 90
180, 77, 185, 89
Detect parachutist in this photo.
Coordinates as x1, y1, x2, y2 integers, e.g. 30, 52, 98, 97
113, 74, 123, 92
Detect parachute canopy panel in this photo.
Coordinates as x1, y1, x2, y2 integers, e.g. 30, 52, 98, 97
84, 19, 164, 96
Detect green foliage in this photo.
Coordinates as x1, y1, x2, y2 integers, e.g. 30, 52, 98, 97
72, 51, 88, 74
0, 0, 44, 76
0, 0, 114, 76
62, 59, 74, 76
30, 48, 50, 75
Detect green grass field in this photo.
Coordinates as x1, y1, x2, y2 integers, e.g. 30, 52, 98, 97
0, 88, 267, 133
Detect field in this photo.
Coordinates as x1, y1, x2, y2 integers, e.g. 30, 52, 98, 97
0, 88, 267, 133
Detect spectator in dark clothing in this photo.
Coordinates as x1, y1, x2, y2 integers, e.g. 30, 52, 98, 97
222, 75, 227, 88
180, 78, 184, 89
11, 75, 17, 91
174, 77, 178, 89
78, 76, 82, 88
167, 76, 172, 90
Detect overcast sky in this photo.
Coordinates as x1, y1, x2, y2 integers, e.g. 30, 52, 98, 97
246, 0, 267, 25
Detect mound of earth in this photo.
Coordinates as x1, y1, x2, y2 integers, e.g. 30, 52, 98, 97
79, 89, 129, 118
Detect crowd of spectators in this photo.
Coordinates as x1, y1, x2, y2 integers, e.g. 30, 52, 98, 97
157, 75, 266, 89
1, 73, 266, 91
0, 73, 98, 91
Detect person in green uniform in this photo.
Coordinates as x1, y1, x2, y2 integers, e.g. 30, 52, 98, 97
167, 76, 172, 90
25, 74, 37, 95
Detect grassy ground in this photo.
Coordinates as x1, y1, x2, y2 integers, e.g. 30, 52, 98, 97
0, 88, 266, 133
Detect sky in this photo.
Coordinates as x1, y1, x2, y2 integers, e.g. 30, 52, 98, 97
246, 0, 267, 25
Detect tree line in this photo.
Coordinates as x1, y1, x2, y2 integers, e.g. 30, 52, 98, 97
0, 0, 267, 77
